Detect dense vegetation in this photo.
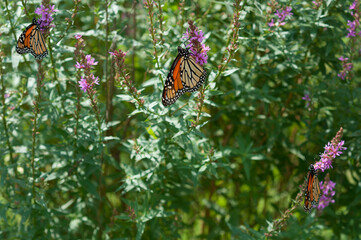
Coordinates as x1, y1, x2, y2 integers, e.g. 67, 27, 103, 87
0, 0, 360, 239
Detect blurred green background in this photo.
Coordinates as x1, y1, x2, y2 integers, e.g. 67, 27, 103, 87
0, 0, 360, 239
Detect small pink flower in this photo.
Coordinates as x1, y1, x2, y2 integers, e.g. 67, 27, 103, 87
78, 77, 90, 92
75, 34, 82, 39
85, 55, 98, 66
268, 19, 275, 27
75, 62, 84, 69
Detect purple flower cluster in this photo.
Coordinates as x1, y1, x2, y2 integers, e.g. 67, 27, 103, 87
74, 35, 100, 93
183, 21, 210, 66
268, 6, 293, 27
35, 4, 58, 35
313, 140, 346, 172
312, 0, 323, 9
337, 56, 353, 80
346, 0, 361, 41
346, 19, 360, 38
302, 93, 311, 109
317, 179, 336, 211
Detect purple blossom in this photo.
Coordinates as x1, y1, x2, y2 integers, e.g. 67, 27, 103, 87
312, 0, 322, 8
85, 55, 98, 67
338, 56, 353, 80
350, 1, 357, 10
90, 74, 100, 85
313, 141, 347, 172
337, 71, 347, 80
302, 94, 310, 101
317, 180, 336, 211
75, 53, 100, 93
34, 4, 58, 34
191, 30, 205, 42
182, 24, 210, 66
78, 77, 90, 92
302, 93, 311, 108
4, 93, 10, 99
75, 62, 84, 69
269, 6, 293, 27
110, 50, 127, 65
268, 19, 275, 27
347, 20, 357, 37
78, 74, 99, 93
75, 34, 82, 39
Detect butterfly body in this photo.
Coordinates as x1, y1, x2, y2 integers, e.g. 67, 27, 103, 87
162, 47, 206, 106
304, 164, 321, 212
16, 18, 48, 59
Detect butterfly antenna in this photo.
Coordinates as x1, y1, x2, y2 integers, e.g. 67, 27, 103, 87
180, 36, 191, 48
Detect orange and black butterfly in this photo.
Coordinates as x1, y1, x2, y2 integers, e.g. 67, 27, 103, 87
16, 18, 48, 59
304, 164, 321, 212
162, 47, 207, 106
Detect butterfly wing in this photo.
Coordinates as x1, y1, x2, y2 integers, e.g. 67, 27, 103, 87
162, 54, 186, 106
162, 47, 206, 106
304, 164, 320, 212
16, 23, 37, 55
16, 18, 48, 59
312, 176, 321, 207
30, 28, 48, 59
181, 55, 207, 92
304, 169, 314, 212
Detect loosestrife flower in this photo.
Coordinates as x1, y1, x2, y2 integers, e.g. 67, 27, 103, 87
313, 140, 346, 172
74, 35, 100, 94
110, 50, 144, 107
318, 175, 336, 211
302, 93, 311, 109
337, 56, 353, 80
183, 20, 210, 66
338, 1, 361, 81
306, 128, 346, 212
35, 1, 58, 36
268, 6, 293, 27
312, 0, 323, 9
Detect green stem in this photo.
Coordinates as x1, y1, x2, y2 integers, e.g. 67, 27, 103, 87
0, 54, 16, 177
146, 0, 164, 86
31, 60, 43, 200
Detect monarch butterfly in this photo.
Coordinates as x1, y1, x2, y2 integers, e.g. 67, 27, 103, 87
16, 17, 48, 59
162, 46, 207, 106
304, 164, 321, 212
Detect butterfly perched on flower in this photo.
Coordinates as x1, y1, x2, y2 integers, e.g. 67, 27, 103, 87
16, 17, 48, 59
162, 46, 207, 106
304, 164, 321, 212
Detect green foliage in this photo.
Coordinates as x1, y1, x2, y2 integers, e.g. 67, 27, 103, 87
0, 0, 360, 239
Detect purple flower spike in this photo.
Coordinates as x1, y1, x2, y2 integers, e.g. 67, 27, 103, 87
317, 179, 336, 211
35, 4, 58, 35
182, 21, 210, 66
338, 57, 353, 80
313, 139, 346, 172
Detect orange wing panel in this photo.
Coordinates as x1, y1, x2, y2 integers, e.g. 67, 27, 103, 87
24, 25, 36, 48
173, 58, 183, 91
